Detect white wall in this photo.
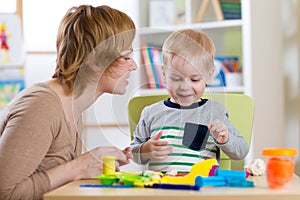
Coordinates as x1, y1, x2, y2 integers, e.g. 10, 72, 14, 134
249, 0, 300, 175
248, 0, 284, 160
23, 0, 139, 52
281, 0, 300, 175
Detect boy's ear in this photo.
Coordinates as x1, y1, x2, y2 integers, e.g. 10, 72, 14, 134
205, 68, 215, 84
162, 65, 166, 81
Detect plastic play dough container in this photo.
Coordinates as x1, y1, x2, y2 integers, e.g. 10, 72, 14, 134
102, 156, 116, 174
262, 148, 297, 189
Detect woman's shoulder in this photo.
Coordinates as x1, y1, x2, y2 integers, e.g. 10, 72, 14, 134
20, 83, 59, 101
5, 83, 62, 114
0, 83, 65, 136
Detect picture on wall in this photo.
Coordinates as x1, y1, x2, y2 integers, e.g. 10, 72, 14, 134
0, 13, 25, 66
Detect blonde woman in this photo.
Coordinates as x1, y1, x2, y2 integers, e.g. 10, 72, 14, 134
0, 5, 136, 200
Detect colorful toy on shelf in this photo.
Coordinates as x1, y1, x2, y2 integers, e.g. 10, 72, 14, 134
0, 22, 11, 62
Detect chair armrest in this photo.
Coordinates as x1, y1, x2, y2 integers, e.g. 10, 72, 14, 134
220, 151, 231, 170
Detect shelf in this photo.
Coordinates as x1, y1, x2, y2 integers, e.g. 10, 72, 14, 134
0, 64, 24, 69
136, 0, 246, 96
138, 20, 243, 35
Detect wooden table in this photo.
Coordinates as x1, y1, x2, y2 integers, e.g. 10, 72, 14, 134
43, 175, 300, 200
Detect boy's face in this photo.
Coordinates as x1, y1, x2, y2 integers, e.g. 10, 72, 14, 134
164, 56, 209, 107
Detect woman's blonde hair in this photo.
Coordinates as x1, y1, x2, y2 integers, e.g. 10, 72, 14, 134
162, 29, 215, 80
53, 5, 136, 95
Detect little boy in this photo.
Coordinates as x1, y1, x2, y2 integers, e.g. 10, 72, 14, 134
130, 29, 248, 173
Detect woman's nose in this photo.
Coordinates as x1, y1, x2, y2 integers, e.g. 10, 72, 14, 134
129, 59, 137, 71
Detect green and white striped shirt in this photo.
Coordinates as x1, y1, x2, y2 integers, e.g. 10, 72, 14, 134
130, 98, 248, 173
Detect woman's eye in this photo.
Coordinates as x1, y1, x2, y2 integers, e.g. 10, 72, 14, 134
123, 53, 133, 61
120, 51, 133, 61
119, 56, 131, 62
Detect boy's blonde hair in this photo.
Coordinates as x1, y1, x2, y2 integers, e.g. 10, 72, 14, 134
53, 5, 136, 95
162, 29, 215, 80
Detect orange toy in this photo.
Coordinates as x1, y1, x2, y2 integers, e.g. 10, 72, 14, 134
262, 148, 297, 189
266, 157, 294, 189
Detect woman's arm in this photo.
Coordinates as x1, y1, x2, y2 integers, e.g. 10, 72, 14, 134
0, 92, 60, 200
0, 92, 132, 200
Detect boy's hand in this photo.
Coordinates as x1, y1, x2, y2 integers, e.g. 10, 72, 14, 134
118, 147, 133, 167
140, 131, 173, 161
208, 119, 229, 144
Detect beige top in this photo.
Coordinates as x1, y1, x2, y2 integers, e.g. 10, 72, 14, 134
0, 83, 82, 200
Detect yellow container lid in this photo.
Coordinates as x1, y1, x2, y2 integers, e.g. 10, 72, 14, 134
102, 156, 116, 160
262, 148, 297, 157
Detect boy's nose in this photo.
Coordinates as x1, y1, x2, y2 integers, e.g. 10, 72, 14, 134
179, 79, 190, 90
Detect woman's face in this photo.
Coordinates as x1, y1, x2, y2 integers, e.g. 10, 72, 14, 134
98, 49, 137, 95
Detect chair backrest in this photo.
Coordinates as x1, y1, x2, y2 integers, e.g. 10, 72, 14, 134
128, 93, 254, 170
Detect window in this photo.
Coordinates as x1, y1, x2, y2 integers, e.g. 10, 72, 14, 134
22, 0, 138, 52
0, 0, 16, 13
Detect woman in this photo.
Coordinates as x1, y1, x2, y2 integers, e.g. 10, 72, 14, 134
0, 5, 136, 200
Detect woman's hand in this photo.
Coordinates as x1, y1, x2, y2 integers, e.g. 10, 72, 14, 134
73, 146, 132, 180
47, 146, 132, 190
140, 131, 173, 161
208, 119, 229, 144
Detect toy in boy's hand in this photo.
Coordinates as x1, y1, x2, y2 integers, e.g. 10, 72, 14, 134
182, 123, 209, 151
207, 119, 229, 144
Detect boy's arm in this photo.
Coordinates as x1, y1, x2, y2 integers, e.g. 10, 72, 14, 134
214, 108, 249, 160
130, 108, 151, 165
217, 124, 249, 160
